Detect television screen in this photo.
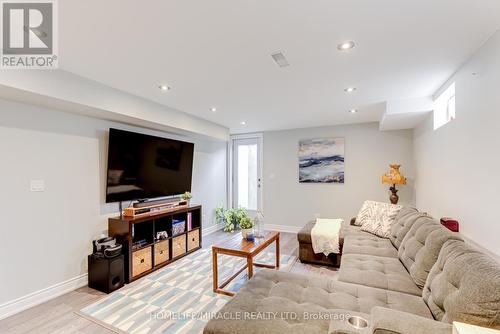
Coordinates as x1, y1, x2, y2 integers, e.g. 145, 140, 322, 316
105, 128, 194, 203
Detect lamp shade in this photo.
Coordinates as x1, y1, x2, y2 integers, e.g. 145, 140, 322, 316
382, 164, 407, 185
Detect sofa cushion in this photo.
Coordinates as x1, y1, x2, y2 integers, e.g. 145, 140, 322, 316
342, 234, 399, 258
398, 219, 463, 289
342, 224, 380, 239
389, 206, 424, 249
338, 254, 422, 295
204, 269, 432, 334
423, 240, 500, 329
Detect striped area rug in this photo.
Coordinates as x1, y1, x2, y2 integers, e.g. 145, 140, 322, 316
78, 247, 296, 334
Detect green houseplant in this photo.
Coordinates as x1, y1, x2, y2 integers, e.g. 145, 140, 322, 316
215, 207, 237, 232
239, 216, 253, 229
223, 209, 236, 232
181, 191, 192, 202
215, 207, 251, 234
215, 206, 225, 225
239, 216, 254, 239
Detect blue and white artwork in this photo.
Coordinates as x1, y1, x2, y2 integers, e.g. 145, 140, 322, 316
299, 138, 345, 183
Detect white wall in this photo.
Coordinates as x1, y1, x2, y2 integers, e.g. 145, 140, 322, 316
414, 30, 500, 256
263, 123, 414, 229
0, 99, 226, 310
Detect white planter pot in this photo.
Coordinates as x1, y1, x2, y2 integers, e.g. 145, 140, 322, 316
241, 228, 253, 239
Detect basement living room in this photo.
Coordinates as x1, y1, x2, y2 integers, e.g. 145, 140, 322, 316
0, 1, 499, 334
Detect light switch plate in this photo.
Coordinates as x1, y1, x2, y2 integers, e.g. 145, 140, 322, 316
30, 180, 45, 192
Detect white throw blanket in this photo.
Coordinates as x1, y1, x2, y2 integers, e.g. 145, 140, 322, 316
311, 218, 343, 256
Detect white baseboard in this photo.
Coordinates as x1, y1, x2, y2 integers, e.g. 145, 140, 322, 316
263, 224, 301, 234
202, 223, 223, 236
0, 273, 88, 321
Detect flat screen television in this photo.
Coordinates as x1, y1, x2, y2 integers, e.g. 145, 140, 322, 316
105, 128, 194, 203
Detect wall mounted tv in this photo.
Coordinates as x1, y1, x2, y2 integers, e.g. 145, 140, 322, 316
105, 128, 194, 203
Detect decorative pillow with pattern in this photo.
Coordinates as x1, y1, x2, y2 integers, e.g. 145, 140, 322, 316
355, 200, 376, 226
359, 201, 403, 238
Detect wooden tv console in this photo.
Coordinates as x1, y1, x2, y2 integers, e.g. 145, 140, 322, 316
108, 205, 202, 283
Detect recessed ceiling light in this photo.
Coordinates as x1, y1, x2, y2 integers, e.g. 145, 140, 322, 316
344, 87, 357, 93
159, 85, 170, 91
210, 107, 217, 112
337, 41, 355, 51
240, 121, 247, 125
348, 109, 358, 114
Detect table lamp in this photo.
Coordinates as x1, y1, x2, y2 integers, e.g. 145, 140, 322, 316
382, 164, 407, 204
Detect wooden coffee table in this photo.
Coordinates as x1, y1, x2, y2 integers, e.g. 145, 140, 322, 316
212, 231, 280, 296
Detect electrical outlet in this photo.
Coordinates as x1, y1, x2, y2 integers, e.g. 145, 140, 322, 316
30, 180, 45, 192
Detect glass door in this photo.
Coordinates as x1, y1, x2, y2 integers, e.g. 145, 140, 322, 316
232, 136, 262, 215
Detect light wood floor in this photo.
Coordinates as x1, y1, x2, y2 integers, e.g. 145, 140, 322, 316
0, 230, 338, 334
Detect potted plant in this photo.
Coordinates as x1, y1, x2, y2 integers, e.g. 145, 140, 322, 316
215, 206, 225, 226
181, 191, 192, 204
239, 216, 254, 239
223, 209, 236, 232
216, 207, 252, 234
215, 207, 235, 232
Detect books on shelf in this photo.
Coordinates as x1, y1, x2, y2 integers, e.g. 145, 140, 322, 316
187, 212, 192, 230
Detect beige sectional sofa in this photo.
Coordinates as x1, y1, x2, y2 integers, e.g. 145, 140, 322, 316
204, 207, 500, 334
339, 207, 463, 296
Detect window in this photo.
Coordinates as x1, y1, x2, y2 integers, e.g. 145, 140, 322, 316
231, 135, 262, 213
236, 144, 258, 210
433, 82, 456, 130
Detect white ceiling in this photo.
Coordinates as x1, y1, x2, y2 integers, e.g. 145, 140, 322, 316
59, 0, 500, 133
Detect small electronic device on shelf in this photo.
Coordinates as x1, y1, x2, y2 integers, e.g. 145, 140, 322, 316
92, 237, 122, 259
156, 231, 168, 240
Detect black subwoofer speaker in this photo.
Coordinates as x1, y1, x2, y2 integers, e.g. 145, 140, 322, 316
88, 254, 125, 293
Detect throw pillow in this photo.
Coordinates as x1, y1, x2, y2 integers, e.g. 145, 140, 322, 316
360, 218, 386, 237
355, 200, 376, 226
360, 202, 403, 238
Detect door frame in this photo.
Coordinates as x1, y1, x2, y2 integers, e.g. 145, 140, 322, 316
228, 133, 264, 214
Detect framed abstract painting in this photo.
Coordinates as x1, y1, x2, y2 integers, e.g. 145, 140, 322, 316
298, 138, 345, 183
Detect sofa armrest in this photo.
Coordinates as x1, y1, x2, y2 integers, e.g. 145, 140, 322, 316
370, 307, 452, 334
350, 217, 357, 226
